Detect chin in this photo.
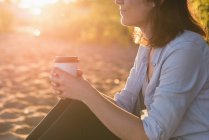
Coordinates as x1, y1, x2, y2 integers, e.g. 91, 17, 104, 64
120, 18, 139, 27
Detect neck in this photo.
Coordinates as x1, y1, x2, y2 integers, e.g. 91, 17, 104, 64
140, 23, 152, 40
138, 23, 152, 47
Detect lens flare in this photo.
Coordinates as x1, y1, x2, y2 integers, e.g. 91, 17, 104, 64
33, 29, 41, 37
19, 0, 58, 8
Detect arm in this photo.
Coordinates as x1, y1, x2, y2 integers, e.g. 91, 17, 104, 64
83, 89, 148, 140
101, 93, 117, 105
81, 47, 148, 140
50, 47, 144, 139
83, 43, 206, 140
113, 46, 143, 113
142, 43, 207, 140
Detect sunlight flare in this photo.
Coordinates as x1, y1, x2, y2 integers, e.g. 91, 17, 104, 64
33, 29, 41, 37
19, 0, 58, 8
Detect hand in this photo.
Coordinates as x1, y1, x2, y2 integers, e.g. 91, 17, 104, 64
50, 68, 83, 97
49, 67, 96, 102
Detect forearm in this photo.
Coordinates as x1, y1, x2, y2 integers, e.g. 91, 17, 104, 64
100, 93, 117, 105
83, 90, 148, 140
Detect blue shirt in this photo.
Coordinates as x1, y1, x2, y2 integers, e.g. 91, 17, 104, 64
114, 30, 209, 140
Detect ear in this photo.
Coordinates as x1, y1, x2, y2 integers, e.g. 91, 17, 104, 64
160, 0, 165, 4
152, 2, 155, 7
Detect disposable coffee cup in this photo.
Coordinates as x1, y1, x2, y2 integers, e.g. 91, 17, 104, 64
53, 56, 79, 77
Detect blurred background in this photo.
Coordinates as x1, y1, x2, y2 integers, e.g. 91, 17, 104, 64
0, 0, 208, 140
0, 0, 208, 44
0, 0, 132, 44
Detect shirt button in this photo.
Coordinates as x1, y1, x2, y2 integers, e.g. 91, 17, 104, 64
152, 63, 156, 67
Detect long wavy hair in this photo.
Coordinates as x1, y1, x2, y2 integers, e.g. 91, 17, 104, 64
134, 0, 207, 48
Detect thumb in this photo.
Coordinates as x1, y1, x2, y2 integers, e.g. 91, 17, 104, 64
77, 69, 83, 78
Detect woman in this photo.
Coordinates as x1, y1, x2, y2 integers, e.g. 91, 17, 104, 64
26, 0, 209, 140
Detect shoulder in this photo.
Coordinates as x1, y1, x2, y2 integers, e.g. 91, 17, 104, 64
162, 30, 209, 60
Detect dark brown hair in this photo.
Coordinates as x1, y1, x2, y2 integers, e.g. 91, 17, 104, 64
135, 0, 207, 48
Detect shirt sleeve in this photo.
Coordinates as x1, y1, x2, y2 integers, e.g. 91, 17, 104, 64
142, 43, 207, 140
114, 61, 137, 113
114, 47, 142, 113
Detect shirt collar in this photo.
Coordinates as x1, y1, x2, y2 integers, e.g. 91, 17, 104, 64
140, 46, 165, 66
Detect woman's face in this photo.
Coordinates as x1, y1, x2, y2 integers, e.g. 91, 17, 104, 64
115, 0, 154, 27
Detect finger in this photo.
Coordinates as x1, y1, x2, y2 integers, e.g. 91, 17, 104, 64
51, 83, 63, 91
52, 86, 62, 92
51, 84, 60, 91
51, 81, 60, 87
50, 68, 59, 77
52, 90, 63, 96
49, 72, 59, 85
49, 74, 61, 84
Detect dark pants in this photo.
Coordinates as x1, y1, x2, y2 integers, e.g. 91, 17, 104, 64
25, 99, 120, 140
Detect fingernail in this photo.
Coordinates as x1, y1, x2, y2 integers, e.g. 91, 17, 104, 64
52, 72, 56, 76
53, 73, 59, 77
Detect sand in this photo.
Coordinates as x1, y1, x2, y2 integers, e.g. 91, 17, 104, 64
0, 33, 138, 140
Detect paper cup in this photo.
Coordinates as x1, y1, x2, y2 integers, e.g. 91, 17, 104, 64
53, 56, 79, 76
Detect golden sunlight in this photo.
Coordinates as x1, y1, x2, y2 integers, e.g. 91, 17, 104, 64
19, 0, 58, 8
18, 0, 76, 15
18, 0, 58, 17
14, 0, 77, 37
33, 29, 41, 36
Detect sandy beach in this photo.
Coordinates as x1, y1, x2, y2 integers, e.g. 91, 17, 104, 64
0, 33, 138, 140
